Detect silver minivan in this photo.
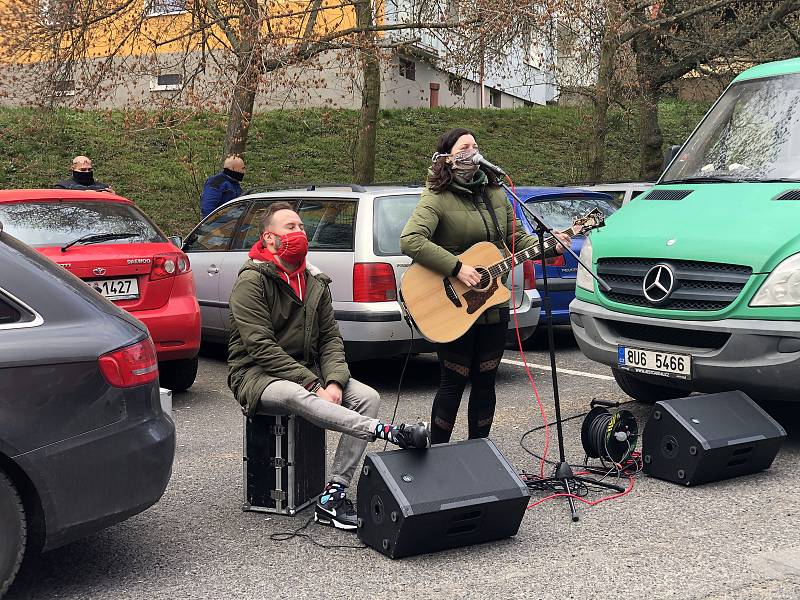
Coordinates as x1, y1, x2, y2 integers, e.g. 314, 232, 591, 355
182, 185, 541, 361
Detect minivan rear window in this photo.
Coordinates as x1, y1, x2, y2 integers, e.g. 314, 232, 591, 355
373, 194, 419, 255
0, 201, 165, 247
522, 197, 618, 231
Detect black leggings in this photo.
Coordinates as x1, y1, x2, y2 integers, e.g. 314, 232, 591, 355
430, 321, 506, 444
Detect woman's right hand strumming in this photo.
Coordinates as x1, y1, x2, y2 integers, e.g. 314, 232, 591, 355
457, 264, 482, 287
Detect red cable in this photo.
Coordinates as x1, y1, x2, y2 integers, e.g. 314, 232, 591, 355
505, 173, 550, 478
525, 474, 635, 510
523, 455, 641, 510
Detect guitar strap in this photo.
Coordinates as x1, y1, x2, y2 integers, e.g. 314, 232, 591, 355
479, 188, 511, 256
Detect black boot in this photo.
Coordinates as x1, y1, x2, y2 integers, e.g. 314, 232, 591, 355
375, 421, 431, 449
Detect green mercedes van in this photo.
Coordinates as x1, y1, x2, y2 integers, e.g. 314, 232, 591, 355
570, 57, 800, 403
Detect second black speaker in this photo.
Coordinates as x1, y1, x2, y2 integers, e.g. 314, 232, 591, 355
643, 391, 786, 486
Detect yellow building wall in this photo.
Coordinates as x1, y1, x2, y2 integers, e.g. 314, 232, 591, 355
0, 0, 372, 62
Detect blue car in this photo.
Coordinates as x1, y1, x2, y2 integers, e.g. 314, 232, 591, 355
507, 187, 617, 325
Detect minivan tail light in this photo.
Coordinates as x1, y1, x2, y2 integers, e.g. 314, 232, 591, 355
523, 260, 536, 290
353, 263, 397, 302
98, 338, 159, 388
151, 252, 191, 280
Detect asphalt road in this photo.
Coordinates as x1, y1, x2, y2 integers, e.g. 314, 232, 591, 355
7, 327, 800, 600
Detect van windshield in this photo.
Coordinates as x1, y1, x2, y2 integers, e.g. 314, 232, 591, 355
663, 72, 800, 183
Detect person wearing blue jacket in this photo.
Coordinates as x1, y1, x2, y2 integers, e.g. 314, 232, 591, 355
200, 155, 245, 218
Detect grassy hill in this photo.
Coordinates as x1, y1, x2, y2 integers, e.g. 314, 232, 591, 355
0, 101, 709, 235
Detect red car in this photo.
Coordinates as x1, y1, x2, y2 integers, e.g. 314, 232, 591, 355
0, 189, 201, 390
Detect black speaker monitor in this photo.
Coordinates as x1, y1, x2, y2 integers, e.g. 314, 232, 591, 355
643, 391, 786, 486
356, 438, 529, 559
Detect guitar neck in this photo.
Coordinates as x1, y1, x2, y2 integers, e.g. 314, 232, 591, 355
487, 231, 570, 278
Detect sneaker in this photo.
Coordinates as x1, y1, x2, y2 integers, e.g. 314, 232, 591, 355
314, 486, 357, 531
393, 421, 431, 449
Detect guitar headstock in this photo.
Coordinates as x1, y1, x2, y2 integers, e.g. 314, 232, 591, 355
567, 208, 605, 236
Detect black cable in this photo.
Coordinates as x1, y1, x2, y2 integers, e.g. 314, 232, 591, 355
518, 400, 638, 472
383, 314, 416, 451
269, 516, 367, 550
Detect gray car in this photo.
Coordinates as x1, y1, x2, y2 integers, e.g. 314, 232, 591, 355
0, 224, 175, 596
182, 185, 541, 361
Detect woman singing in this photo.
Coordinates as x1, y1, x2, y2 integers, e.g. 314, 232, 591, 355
400, 127, 571, 444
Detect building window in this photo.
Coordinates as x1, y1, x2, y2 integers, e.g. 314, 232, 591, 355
448, 75, 463, 96
150, 73, 183, 91
52, 79, 76, 97
489, 88, 501, 108
399, 57, 416, 81
146, 0, 186, 16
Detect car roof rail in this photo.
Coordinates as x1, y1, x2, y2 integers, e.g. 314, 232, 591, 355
241, 183, 369, 194
305, 184, 367, 192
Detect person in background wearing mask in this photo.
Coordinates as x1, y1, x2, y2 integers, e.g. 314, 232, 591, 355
400, 127, 572, 445
227, 202, 430, 532
54, 156, 114, 192
200, 155, 245, 218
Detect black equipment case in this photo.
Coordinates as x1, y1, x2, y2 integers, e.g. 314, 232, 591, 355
243, 413, 326, 515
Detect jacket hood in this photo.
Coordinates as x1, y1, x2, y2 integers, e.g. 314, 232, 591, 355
239, 258, 331, 285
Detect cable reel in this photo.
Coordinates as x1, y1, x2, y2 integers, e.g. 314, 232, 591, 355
581, 404, 639, 464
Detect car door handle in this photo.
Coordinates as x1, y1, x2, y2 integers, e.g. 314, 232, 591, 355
207, 265, 220, 275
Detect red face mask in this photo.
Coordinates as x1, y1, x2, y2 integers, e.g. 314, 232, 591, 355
268, 230, 309, 264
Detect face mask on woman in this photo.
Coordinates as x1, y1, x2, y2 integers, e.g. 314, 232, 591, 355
449, 149, 480, 183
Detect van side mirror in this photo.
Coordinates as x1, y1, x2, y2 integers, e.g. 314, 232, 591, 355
168, 235, 183, 249
662, 145, 681, 173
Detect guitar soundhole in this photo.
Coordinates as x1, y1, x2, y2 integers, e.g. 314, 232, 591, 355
474, 267, 492, 291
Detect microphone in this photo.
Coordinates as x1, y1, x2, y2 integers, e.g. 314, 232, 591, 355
472, 153, 507, 177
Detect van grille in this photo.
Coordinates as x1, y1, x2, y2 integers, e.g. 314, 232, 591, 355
602, 320, 730, 350
597, 258, 751, 311
773, 189, 800, 201
643, 189, 693, 201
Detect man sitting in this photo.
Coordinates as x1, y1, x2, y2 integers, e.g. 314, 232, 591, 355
228, 202, 430, 530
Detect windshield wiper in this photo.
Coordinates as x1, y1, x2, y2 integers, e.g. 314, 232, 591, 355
740, 178, 800, 183
61, 232, 138, 252
661, 175, 741, 184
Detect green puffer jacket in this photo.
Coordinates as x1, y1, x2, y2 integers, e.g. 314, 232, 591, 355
400, 172, 540, 324
227, 259, 350, 416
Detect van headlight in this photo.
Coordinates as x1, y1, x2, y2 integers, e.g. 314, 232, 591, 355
576, 237, 594, 292
750, 253, 800, 306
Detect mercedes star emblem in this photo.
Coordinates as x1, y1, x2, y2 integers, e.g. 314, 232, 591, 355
642, 264, 675, 305
93, 267, 107, 276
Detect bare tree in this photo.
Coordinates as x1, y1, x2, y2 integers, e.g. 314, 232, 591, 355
633, 1, 800, 180
0, 0, 476, 165
540, 1, 800, 182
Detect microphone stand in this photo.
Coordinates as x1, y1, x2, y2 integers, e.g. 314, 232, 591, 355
499, 180, 623, 522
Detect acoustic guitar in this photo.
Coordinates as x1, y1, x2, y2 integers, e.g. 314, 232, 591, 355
400, 209, 605, 343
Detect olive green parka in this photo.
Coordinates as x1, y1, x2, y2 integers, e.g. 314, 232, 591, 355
227, 259, 350, 416
400, 171, 540, 323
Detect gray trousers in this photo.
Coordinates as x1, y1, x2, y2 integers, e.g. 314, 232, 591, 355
259, 378, 380, 487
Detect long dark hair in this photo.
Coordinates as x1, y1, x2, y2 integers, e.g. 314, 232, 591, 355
427, 127, 498, 193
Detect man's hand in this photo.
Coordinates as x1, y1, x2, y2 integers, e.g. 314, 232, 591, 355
553, 231, 572, 254
324, 382, 343, 405
316, 386, 338, 404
